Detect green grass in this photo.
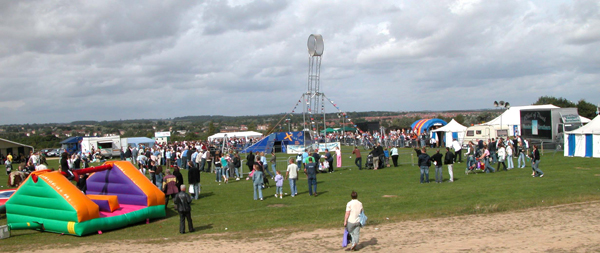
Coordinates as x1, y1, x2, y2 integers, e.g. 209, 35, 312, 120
1, 147, 599, 250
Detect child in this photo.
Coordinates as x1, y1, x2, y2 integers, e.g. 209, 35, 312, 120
274, 170, 284, 199
322, 160, 330, 173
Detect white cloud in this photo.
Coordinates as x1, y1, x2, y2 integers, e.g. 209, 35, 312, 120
0, 0, 598, 124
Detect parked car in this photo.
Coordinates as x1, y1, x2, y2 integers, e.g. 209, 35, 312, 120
46, 149, 61, 157
39, 148, 54, 156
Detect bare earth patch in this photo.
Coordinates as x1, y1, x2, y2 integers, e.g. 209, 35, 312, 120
34, 201, 600, 252
382, 195, 397, 198
267, 204, 286, 208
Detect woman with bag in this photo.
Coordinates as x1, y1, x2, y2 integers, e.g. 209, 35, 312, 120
343, 191, 363, 251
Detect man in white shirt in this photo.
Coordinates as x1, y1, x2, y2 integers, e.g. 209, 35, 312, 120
285, 158, 299, 197
452, 139, 462, 163
390, 146, 399, 167
344, 191, 364, 251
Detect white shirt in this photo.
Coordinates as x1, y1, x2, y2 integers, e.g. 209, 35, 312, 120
287, 163, 299, 179
346, 199, 363, 224
452, 140, 462, 152
390, 147, 398, 156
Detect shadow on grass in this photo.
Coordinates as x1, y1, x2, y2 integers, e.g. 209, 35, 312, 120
192, 223, 213, 232
199, 192, 214, 199
165, 207, 179, 218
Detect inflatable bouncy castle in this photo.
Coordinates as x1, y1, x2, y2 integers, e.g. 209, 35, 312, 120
4, 161, 165, 236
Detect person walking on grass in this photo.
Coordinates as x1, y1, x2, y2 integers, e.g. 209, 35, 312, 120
478, 146, 496, 173
305, 157, 318, 196
252, 164, 264, 200
162, 169, 178, 209
286, 158, 299, 197
344, 191, 363, 251
352, 147, 362, 170
431, 149, 444, 183
496, 143, 507, 171
270, 151, 277, 178
188, 160, 200, 200
174, 184, 194, 234
444, 147, 454, 182
418, 148, 431, 183
452, 138, 462, 163
531, 145, 544, 178
274, 170, 284, 199
390, 145, 399, 167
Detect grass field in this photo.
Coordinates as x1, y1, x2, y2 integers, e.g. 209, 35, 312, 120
1, 146, 599, 250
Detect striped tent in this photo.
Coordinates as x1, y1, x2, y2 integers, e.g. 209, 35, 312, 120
564, 115, 600, 158
410, 119, 448, 134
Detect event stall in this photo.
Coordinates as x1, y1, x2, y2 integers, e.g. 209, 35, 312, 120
564, 115, 600, 158
432, 119, 468, 148
484, 104, 591, 136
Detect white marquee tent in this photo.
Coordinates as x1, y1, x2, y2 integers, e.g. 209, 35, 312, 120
432, 119, 468, 147
564, 115, 600, 158
483, 104, 591, 136
208, 131, 263, 141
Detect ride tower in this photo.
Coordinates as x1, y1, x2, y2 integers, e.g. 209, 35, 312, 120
303, 34, 325, 148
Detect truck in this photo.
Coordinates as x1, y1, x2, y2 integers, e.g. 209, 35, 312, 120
520, 107, 584, 148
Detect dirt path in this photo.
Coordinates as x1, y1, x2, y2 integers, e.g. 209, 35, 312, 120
39, 201, 600, 252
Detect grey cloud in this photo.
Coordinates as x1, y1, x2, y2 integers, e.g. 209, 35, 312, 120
201, 0, 289, 35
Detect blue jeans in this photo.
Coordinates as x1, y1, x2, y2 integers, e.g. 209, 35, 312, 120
355, 157, 362, 170
289, 178, 298, 196
507, 155, 514, 169
192, 183, 200, 200
215, 167, 222, 182
253, 184, 263, 200
199, 158, 206, 172
518, 153, 526, 168
484, 159, 495, 173
271, 164, 277, 177
420, 166, 429, 183
307, 177, 317, 195
276, 186, 283, 195
490, 151, 497, 164
466, 156, 476, 170
532, 160, 543, 176
234, 167, 240, 178
264, 163, 272, 177
435, 166, 443, 182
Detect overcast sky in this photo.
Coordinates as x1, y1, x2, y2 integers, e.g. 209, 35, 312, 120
1, 0, 599, 125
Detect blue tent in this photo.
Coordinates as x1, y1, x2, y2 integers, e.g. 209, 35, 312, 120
60, 136, 83, 144
241, 131, 305, 154
410, 119, 448, 134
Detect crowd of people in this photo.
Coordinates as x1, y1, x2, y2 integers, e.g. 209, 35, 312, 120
413, 135, 544, 184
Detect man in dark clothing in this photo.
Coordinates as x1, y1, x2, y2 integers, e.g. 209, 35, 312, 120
417, 148, 431, 183
311, 151, 321, 169
488, 139, 497, 164
304, 157, 318, 196
125, 147, 132, 161
246, 151, 255, 173
174, 184, 194, 234
431, 149, 444, 183
324, 149, 334, 173
188, 161, 200, 200
444, 147, 455, 182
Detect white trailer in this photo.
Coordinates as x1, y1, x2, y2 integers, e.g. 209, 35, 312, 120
81, 136, 122, 158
